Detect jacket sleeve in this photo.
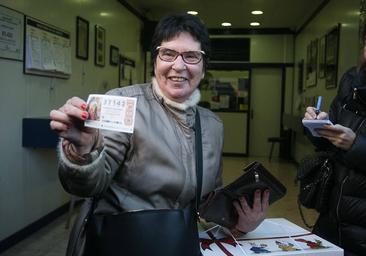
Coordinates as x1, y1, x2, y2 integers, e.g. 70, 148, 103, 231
58, 89, 132, 197
329, 67, 366, 170
58, 128, 131, 197
305, 68, 355, 151
344, 132, 366, 171
307, 67, 366, 171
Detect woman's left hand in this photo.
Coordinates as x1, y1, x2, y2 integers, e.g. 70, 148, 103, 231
316, 124, 356, 150
231, 189, 270, 235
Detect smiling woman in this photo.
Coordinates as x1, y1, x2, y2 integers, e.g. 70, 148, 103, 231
50, 13, 269, 256
154, 32, 205, 102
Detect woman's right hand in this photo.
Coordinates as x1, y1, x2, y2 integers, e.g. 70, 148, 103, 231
303, 106, 328, 120
50, 97, 97, 154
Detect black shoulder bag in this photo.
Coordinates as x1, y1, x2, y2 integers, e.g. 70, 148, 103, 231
296, 152, 334, 228
67, 111, 204, 256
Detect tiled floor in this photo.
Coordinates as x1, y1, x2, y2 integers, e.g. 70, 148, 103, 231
1, 156, 318, 256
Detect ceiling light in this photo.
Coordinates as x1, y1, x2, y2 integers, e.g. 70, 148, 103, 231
221, 22, 232, 27
100, 12, 110, 17
251, 10, 263, 15
250, 22, 260, 26
187, 11, 198, 15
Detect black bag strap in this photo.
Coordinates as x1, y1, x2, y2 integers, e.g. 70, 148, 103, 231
297, 199, 314, 229
195, 109, 203, 214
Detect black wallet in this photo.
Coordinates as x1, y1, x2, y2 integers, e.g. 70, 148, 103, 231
199, 161, 287, 228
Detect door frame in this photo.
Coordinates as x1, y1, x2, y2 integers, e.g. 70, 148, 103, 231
209, 62, 293, 156
248, 67, 285, 157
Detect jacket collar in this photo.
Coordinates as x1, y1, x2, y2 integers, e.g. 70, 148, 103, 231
152, 77, 200, 111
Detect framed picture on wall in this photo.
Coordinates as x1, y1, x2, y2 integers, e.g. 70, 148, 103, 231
306, 39, 317, 87
305, 43, 311, 81
318, 36, 326, 78
297, 59, 304, 93
94, 25, 105, 67
76, 16, 89, 60
0, 5, 24, 61
110, 45, 119, 66
325, 24, 340, 89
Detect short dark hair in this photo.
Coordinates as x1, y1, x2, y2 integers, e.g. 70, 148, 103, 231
150, 13, 210, 73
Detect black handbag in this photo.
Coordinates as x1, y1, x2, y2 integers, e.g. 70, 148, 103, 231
67, 110, 204, 256
199, 161, 287, 228
84, 205, 199, 256
296, 151, 334, 228
297, 151, 334, 214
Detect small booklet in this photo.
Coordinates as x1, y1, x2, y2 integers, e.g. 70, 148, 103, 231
199, 162, 286, 228
302, 119, 333, 137
84, 94, 137, 133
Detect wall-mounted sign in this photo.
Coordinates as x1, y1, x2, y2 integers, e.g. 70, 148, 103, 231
0, 5, 24, 61
24, 16, 71, 78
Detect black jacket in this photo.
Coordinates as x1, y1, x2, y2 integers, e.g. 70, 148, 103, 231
308, 67, 366, 255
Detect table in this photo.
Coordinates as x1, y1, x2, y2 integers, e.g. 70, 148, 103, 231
199, 218, 343, 255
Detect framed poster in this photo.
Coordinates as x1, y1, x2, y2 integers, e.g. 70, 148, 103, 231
325, 25, 340, 89
94, 25, 105, 67
119, 55, 135, 87
0, 5, 24, 61
24, 16, 71, 78
76, 16, 89, 60
297, 59, 304, 93
306, 39, 317, 87
318, 36, 326, 78
109, 45, 119, 66
119, 57, 124, 87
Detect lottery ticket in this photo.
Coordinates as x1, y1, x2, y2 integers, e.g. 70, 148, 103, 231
84, 94, 137, 133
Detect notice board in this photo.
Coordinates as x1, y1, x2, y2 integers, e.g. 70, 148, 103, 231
24, 16, 71, 78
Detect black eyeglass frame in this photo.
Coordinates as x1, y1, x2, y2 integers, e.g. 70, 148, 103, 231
156, 46, 205, 64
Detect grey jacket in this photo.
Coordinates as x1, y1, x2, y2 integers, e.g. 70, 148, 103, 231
58, 83, 224, 213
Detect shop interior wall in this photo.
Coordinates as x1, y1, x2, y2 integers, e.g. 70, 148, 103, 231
0, 0, 144, 241
291, 0, 360, 162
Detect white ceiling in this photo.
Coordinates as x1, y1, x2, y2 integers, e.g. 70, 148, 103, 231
124, 0, 326, 30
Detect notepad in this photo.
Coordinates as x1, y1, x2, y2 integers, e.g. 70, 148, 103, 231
302, 119, 333, 137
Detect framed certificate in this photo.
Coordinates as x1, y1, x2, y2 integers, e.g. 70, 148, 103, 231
325, 24, 340, 89
76, 16, 89, 60
0, 5, 24, 61
318, 36, 326, 78
109, 45, 119, 66
94, 25, 105, 67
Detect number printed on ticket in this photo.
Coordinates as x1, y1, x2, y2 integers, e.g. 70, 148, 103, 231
84, 94, 137, 133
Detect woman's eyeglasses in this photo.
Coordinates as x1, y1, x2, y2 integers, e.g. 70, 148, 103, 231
156, 46, 205, 64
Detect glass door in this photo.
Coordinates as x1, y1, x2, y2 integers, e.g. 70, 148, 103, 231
199, 70, 250, 155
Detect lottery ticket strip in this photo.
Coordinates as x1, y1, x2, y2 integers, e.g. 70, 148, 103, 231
199, 218, 343, 256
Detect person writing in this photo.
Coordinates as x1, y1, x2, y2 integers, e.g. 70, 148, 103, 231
303, 46, 366, 255
50, 13, 269, 256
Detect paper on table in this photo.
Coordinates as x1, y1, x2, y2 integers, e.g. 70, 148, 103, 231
302, 119, 333, 137
199, 218, 343, 256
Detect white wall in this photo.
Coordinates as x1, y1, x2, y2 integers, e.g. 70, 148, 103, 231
250, 34, 294, 63
0, 0, 143, 241
292, 0, 360, 161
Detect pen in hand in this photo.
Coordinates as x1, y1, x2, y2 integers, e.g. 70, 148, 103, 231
315, 96, 322, 119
